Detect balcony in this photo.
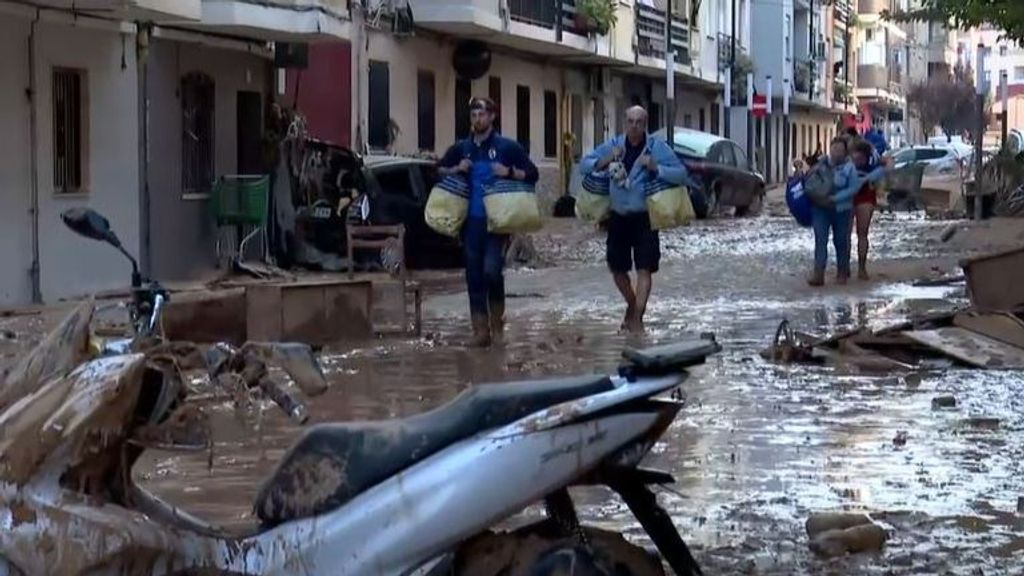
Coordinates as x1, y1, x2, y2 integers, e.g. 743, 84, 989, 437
634, 3, 691, 65
413, 0, 610, 60
857, 0, 890, 15
508, 0, 588, 36
856, 63, 905, 102
833, 0, 851, 28
195, 0, 351, 40
27, 0, 201, 20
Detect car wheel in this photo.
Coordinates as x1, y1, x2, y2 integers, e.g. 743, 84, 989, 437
735, 186, 764, 218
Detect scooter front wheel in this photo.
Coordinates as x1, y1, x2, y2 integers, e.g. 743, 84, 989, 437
450, 519, 665, 576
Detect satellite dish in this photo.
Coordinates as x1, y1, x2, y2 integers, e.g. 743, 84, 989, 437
452, 40, 491, 80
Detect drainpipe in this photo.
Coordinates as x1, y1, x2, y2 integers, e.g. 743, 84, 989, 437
137, 24, 152, 277
28, 12, 42, 304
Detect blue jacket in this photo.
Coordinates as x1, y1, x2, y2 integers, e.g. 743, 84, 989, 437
579, 134, 690, 215
825, 157, 863, 212
439, 132, 539, 218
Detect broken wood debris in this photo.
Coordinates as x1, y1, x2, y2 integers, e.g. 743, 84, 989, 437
765, 305, 1024, 372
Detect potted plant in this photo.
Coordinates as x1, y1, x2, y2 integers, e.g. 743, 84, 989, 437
576, 0, 617, 36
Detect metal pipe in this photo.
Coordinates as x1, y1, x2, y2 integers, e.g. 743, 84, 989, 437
974, 42, 985, 221
1001, 70, 1009, 148
138, 25, 151, 278
666, 0, 674, 141
28, 11, 41, 304
725, 0, 736, 138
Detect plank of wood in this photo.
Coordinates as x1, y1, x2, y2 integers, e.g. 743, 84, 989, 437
903, 328, 1024, 370
954, 312, 1024, 350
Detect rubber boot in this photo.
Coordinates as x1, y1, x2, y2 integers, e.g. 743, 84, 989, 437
469, 314, 492, 348
807, 267, 825, 287
488, 300, 505, 345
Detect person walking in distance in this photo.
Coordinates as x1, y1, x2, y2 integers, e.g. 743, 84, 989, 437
438, 97, 539, 347
580, 106, 689, 333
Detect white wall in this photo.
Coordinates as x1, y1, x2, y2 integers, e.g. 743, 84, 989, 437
0, 15, 141, 307
360, 31, 565, 163
35, 21, 141, 304
0, 17, 34, 305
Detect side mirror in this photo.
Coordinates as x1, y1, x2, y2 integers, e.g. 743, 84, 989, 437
61, 208, 121, 248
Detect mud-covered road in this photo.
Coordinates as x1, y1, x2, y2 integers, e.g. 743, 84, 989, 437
122, 214, 1024, 574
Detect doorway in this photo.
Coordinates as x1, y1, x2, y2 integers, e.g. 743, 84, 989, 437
236, 91, 263, 174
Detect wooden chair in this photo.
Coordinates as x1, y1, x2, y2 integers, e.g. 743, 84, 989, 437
346, 224, 422, 336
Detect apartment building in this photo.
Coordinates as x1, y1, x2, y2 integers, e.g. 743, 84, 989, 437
314, 0, 730, 212
0, 0, 351, 306
742, 0, 848, 183
854, 0, 909, 147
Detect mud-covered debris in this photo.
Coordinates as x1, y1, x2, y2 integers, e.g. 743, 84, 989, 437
132, 404, 210, 450
809, 523, 887, 558
964, 417, 1001, 430
932, 395, 958, 409
940, 223, 959, 242
893, 431, 909, 446
805, 513, 872, 538
0, 300, 93, 413
0, 330, 15, 340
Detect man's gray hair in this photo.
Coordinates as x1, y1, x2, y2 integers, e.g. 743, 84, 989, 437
625, 105, 649, 121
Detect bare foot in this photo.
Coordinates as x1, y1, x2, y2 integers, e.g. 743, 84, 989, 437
620, 304, 636, 333
627, 315, 645, 334
858, 269, 870, 281
836, 274, 849, 286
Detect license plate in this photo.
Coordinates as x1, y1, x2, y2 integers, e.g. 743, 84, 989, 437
313, 206, 332, 219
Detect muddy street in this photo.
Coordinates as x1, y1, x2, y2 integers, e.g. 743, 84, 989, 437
128, 214, 1024, 575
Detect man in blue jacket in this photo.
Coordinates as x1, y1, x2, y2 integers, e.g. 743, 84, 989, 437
438, 97, 539, 347
579, 106, 689, 333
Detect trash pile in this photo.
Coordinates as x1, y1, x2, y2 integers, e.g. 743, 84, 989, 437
765, 247, 1024, 371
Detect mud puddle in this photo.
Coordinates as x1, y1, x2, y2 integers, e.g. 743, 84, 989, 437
134, 216, 1024, 574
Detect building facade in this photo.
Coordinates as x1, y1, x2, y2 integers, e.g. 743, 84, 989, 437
0, 0, 351, 307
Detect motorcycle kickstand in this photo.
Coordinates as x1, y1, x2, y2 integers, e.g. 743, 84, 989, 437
608, 479, 703, 576
544, 488, 590, 548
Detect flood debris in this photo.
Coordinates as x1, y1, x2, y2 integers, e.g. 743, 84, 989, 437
806, 513, 887, 558
893, 431, 909, 447
931, 395, 958, 409
0, 301, 331, 575
766, 306, 1024, 371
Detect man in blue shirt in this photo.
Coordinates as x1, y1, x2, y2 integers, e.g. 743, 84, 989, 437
580, 106, 689, 333
438, 97, 538, 347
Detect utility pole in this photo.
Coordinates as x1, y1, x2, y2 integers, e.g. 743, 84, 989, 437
725, 0, 737, 138
783, 78, 791, 177
808, 0, 815, 104
1001, 70, 1009, 148
974, 42, 985, 221
747, 72, 754, 167
766, 75, 773, 183
666, 0, 675, 142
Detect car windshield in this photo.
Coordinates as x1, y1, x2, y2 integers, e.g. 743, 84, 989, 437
893, 148, 951, 163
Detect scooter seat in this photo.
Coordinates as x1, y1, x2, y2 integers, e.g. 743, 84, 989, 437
254, 375, 614, 525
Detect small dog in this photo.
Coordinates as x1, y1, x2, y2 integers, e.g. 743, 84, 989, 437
608, 160, 628, 185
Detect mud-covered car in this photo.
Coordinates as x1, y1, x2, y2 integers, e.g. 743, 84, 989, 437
652, 127, 766, 218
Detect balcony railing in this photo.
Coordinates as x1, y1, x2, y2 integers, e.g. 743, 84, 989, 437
508, 0, 588, 35
635, 3, 691, 65
834, 0, 851, 26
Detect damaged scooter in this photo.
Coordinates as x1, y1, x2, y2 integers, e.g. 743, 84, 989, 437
0, 210, 717, 576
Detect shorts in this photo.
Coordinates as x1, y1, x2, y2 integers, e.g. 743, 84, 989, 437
854, 184, 877, 206
606, 211, 660, 274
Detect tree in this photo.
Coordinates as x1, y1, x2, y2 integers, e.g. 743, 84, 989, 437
888, 0, 1024, 44
906, 64, 988, 140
